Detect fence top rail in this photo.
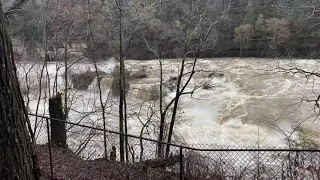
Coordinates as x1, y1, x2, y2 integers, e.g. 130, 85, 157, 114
29, 113, 320, 152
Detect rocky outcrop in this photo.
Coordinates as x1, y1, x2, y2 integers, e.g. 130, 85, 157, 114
71, 70, 107, 90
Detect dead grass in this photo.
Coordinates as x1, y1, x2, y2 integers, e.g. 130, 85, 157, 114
36, 145, 178, 180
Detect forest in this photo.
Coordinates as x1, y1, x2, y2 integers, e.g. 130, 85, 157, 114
5, 0, 320, 60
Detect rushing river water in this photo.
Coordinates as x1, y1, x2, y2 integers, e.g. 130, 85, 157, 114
16, 58, 320, 149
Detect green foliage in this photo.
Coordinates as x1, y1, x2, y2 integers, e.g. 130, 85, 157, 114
234, 12, 294, 57
234, 24, 254, 56
255, 14, 267, 38
234, 24, 254, 42
243, 4, 257, 25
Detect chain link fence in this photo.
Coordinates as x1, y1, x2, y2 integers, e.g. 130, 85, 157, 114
29, 114, 320, 180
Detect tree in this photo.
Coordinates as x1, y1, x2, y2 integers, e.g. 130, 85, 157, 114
265, 18, 291, 56
161, 0, 233, 157
234, 24, 254, 57
0, 1, 39, 179
243, 2, 257, 25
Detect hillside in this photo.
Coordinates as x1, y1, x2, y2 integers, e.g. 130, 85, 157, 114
7, 0, 320, 60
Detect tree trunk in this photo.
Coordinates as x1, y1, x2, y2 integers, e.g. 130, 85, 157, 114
158, 60, 165, 158
118, 0, 125, 162
165, 58, 186, 158
240, 39, 243, 58
0, 2, 39, 179
49, 93, 67, 148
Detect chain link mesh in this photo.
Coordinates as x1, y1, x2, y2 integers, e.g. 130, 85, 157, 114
31, 114, 320, 180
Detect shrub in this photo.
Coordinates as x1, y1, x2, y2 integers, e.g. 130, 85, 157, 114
184, 152, 226, 180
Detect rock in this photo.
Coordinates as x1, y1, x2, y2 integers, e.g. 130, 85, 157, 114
163, 81, 176, 92
202, 83, 212, 89
71, 70, 107, 90
208, 71, 224, 78
168, 76, 177, 81
163, 76, 178, 91
131, 65, 149, 79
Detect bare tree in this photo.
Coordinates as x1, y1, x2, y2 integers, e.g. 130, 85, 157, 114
135, 0, 234, 157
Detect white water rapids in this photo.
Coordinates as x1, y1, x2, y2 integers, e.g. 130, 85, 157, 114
16, 58, 320, 150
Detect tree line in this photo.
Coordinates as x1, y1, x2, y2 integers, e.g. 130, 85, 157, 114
7, 0, 320, 60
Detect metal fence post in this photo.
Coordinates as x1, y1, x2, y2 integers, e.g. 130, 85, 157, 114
180, 147, 184, 180
257, 150, 260, 179
46, 117, 54, 179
